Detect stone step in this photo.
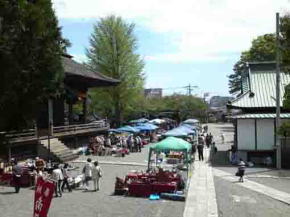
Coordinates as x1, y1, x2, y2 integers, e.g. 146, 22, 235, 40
61, 154, 79, 162
52, 148, 72, 155
40, 138, 77, 162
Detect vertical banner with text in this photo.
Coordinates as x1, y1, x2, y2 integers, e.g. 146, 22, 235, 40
33, 177, 55, 217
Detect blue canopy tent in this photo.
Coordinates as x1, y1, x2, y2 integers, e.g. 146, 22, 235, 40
116, 126, 140, 133
108, 129, 123, 133
164, 128, 188, 137
175, 126, 196, 135
182, 119, 199, 125
134, 123, 158, 131
180, 124, 197, 130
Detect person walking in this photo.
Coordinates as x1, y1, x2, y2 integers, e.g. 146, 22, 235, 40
205, 134, 211, 148
237, 159, 246, 182
197, 144, 204, 161
229, 144, 238, 164
52, 164, 64, 197
92, 161, 102, 191
220, 133, 225, 144
82, 158, 93, 190
12, 160, 22, 193
209, 133, 213, 145
61, 163, 72, 192
197, 135, 204, 161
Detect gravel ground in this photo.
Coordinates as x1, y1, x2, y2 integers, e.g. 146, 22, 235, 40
214, 176, 290, 217
209, 123, 290, 217
0, 145, 185, 217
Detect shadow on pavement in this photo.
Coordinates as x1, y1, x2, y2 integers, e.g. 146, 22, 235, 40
0, 191, 16, 195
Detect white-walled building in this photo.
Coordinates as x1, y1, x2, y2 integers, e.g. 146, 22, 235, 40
227, 62, 290, 166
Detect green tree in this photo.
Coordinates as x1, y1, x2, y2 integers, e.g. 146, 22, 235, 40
281, 15, 290, 109
0, 0, 68, 131
228, 34, 276, 95
86, 15, 144, 126
162, 94, 207, 121
131, 94, 207, 122
281, 14, 290, 72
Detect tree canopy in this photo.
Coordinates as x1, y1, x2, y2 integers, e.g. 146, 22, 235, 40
128, 94, 208, 122
228, 34, 276, 95
229, 15, 290, 96
0, 0, 69, 131
86, 15, 144, 127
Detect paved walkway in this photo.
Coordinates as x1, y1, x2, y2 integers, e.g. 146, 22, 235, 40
183, 148, 218, 217
213, 168, 290, 205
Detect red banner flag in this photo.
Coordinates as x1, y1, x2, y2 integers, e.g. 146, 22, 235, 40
33, 177, 55, 217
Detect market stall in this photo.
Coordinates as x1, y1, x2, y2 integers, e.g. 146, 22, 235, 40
114, 168, 184, 197
148, 137, 192, 172
0, 164, 35, 187
114, 137, 192, 198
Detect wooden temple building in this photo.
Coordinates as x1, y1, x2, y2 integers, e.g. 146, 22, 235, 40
1, 55, 119, 162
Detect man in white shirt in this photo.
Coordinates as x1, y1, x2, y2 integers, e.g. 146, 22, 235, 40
82, 158, 93, 190
92, 161, 102, 191
52, 164, 64, 197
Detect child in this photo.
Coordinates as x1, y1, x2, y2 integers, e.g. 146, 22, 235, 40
237, 158, 246, 182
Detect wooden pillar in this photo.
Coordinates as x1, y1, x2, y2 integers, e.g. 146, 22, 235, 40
254, 119, 257, 151
68, 101, 73, 124
64, 101, 69, 126
83, 97, 87, 124
8, 145, 11, 162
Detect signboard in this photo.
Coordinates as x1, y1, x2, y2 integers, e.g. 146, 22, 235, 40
33, 177, 55, 217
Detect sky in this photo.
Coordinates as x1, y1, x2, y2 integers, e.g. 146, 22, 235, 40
52, 0, 290, 97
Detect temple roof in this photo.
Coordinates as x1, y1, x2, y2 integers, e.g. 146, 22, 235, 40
228, 62, 290, 109
62, 56, 119, 89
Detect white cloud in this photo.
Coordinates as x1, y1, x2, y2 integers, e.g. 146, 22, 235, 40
53, 0, 290, 62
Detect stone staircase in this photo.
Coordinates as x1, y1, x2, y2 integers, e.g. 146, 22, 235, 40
40, 138, 78, 162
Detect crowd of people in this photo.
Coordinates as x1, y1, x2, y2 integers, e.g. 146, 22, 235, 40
87, 133, 155, 156
196, 126, 214, 161
7, 156, 104, 196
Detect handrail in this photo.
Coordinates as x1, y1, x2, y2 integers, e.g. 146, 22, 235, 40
2, 128, 36, 140
53, 121, 108, 134
53, 121, 106, 129
1, 120, 109, 143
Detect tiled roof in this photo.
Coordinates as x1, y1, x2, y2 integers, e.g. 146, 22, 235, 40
229, 62, 290, 108
231, 113, 290, 119
63, 56, 120, 86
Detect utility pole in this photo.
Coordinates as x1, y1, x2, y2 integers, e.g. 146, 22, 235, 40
185, 84, 197, 96
275, 12, 281, 169
48, 98, 53, 162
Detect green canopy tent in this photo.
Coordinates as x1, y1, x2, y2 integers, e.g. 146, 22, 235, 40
148, 137, 192, 173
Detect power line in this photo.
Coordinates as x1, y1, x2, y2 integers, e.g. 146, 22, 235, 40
146, 85, 198, 92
